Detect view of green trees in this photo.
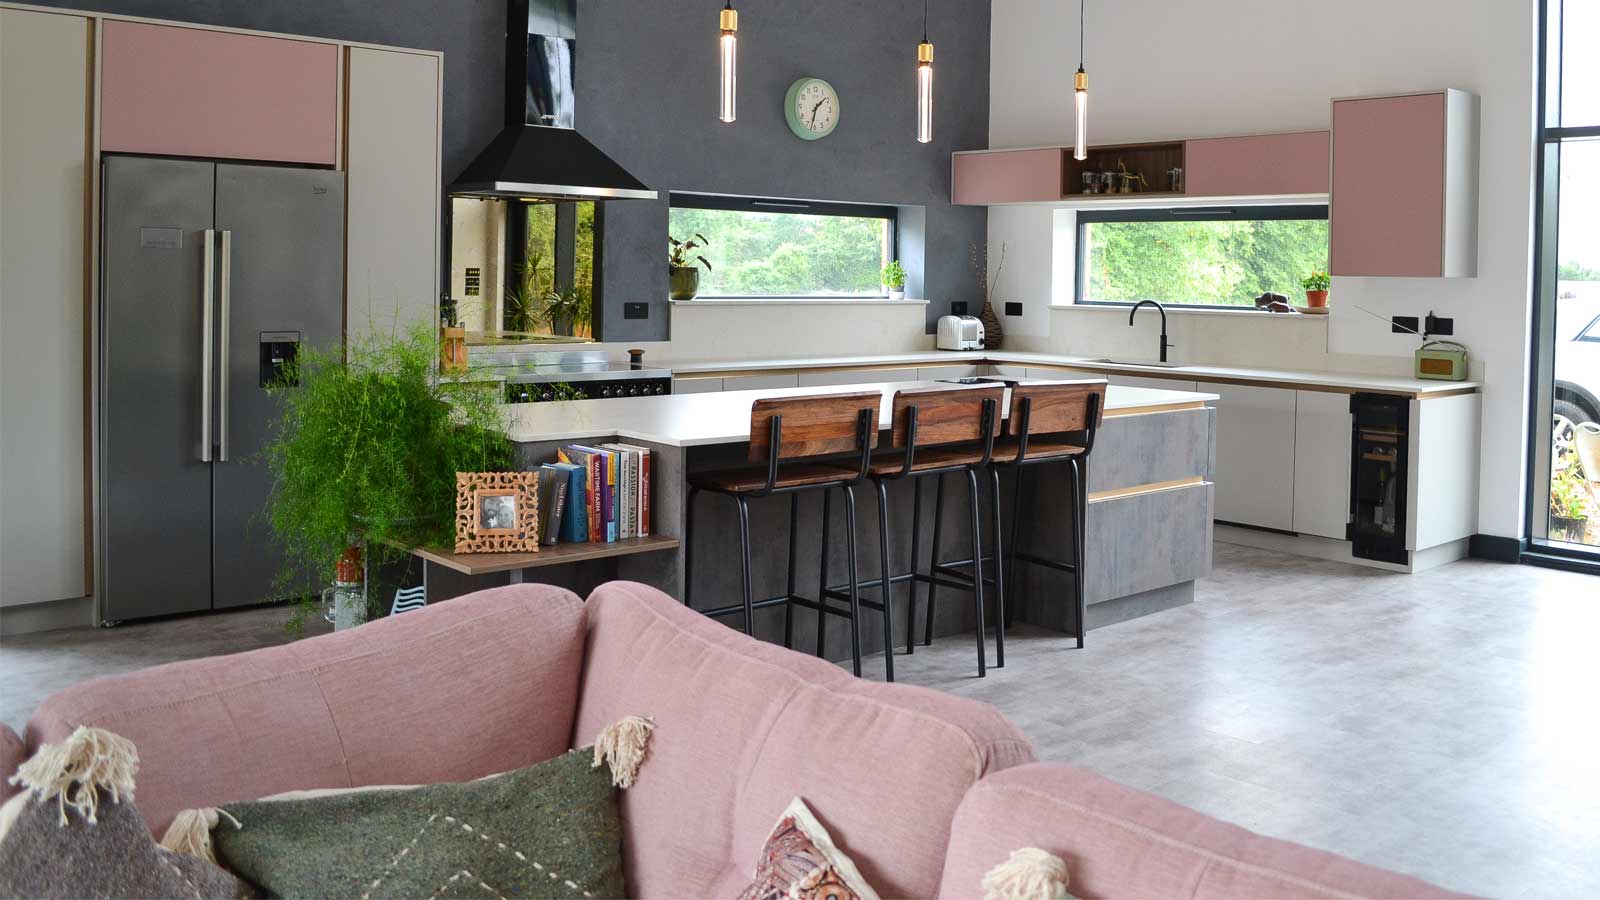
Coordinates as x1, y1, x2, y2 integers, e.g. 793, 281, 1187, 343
668, 207, 891, 296
1083, 218, 1330, 307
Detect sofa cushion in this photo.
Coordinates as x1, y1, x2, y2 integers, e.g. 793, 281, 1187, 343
0, 723, 22, 803
25, 583, 586, 836
572, 581, 1035, 900
937, 763, 1477, 900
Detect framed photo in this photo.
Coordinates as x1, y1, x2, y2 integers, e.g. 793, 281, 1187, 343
454, 471, 540, 553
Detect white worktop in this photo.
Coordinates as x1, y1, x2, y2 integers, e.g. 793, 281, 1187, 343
661, 350, 1479, 397
502, 380, 1216, 446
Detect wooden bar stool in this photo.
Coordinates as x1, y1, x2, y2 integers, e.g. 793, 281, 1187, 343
851, 384, 1003, 679
991, 379, 1107, 649
684, 391, 880, 673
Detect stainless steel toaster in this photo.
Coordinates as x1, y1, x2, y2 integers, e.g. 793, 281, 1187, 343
936, 315, 985, 351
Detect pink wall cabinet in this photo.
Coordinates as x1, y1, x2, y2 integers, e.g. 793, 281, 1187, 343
1329, 90, 1478, 278
951, 149, 1063, 205
100, 21, 339, 165
1184, 131, 1330, 197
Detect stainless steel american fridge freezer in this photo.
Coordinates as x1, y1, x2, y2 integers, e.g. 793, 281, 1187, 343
100, 156, 344, 622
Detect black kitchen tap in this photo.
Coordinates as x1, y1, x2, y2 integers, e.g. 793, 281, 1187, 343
1128, 300, 1174, 363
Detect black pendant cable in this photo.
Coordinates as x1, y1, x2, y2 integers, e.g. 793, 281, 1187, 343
917, 0, 934, 143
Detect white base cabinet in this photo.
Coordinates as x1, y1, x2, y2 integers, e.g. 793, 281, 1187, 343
1209, 383, 1297, 532
1292, 391, 1353, 539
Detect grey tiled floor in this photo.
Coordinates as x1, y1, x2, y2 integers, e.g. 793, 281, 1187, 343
3, 542, 1596, 899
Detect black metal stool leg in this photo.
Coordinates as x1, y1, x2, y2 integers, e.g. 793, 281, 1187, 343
966, 467, 987, 678
990, 465, 1006, 669
735, 494, 755, 636
875, 479, 896, 682
1006, 467, 1023, 629
816, 487, 832, 659
905, 474, 923, 655
924, 472, 946, 647
842, 484, 864, 677
783, 492, 798, 649
684, 485, 699, 608
1070, 458, 1088, 649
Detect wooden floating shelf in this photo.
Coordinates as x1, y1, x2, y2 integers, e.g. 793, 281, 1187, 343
402, 535, 680, 576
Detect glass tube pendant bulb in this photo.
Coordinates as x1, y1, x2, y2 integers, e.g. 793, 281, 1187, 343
917, 41, 934, 144
719, 5, 738, 123
1073, 67, 1088, 161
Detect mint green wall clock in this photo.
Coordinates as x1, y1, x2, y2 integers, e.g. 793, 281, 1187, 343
785, 78, 839, 140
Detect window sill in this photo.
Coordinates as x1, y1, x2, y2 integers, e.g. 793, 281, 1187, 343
671, 298, 930, 307
1052, 303, 1330, 320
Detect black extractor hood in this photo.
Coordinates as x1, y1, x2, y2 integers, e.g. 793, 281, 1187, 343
450, 0, 656, 201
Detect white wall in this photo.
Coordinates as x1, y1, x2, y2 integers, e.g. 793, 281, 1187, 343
988, 0, 1538, 538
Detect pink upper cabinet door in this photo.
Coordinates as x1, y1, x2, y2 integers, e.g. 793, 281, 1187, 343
1330, 93, 1447, 277
952, 149, 1063, 204
100, 21, 339, 165
1185, 132, 1330, 197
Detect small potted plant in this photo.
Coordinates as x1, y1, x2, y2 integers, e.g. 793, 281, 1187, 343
669, 233, 713, 301
1301, 270, 1331, 309
881, 260, 907, 299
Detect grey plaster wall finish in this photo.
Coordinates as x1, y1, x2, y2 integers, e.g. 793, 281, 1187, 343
47, 0, 992, 342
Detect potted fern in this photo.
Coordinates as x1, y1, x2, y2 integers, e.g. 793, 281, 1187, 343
669, 233, 712, 300
881, 260, 907, 299
264, 323, 511, 634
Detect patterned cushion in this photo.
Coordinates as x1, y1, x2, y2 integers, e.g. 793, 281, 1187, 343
737, 797, 880, 900
212, 748, 625, 899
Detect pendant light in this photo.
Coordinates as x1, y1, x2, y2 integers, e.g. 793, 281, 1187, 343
917, 0, 934, 143
1073, 0, 1088, 160
719, 2, 738, 123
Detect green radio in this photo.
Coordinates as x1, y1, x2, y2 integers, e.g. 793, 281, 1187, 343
1414, 341, 1469, 382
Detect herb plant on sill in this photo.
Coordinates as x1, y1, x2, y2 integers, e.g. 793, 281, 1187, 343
881, 259, 907, 299
264, 323, 512, 635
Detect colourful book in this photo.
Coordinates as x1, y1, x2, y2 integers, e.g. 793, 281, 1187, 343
612, 444, 651, 537
601, 443, 639, 539
550, 462, 585, 543
537, 464, 571, 545
571, 445, 617, 542
557, 447, 603, 543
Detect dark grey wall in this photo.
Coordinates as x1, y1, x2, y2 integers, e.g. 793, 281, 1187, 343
40, 0, 990, 341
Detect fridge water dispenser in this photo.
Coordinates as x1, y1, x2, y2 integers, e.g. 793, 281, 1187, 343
260, 331, 301, 387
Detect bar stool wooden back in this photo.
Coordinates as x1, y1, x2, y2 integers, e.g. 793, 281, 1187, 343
684, 391, 880, 673
993, 379, 1107, 649
858, 384, 1003, 679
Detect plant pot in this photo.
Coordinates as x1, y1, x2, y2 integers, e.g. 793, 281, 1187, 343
334, 544, 364, 585
885, 287, 905, 300
440, 326, 467, 374
1576, 422, 1600, 483
669, 266, 701, 301
550, 315, 575, 337
1305, 289, 1329, 308
979, 299, 1004, 349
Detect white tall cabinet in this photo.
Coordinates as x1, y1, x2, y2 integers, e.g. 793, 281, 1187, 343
1, 8, 91, 609
344, 46, 442, 341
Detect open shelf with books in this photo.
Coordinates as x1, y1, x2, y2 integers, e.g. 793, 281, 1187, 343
405, 535, 680, 576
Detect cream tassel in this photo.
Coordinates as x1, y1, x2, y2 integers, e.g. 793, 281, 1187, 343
590, 715, 654, 789
981, 848, 1073, 900
159, 806, 243, 865
7, 726, 139, 827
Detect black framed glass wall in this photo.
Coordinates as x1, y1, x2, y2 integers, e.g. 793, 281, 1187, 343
668, 193, 897, 299
1074, 205, 1328, 309
1528, 0, 1600, 557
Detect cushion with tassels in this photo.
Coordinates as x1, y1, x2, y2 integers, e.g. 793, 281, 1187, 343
0, 726, 255, 899
162, 715, 653, 900
981, 847, 1077, 900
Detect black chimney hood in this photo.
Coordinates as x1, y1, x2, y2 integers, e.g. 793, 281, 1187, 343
450, 0, 656, 201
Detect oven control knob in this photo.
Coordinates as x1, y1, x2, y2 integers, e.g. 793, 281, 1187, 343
601, 386, 614, 397
627, 385, 639, 396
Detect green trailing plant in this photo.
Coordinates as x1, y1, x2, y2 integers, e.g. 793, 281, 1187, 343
1301, 270, 1331, 292
264, 323, 512, 635
669, 233, 713, 271
881, 259, 907, 289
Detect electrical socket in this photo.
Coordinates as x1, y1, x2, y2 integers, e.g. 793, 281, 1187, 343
1392, 315, 1420, 335
1424, 313, 1454, 336
1004, 302, 1023, 317
951, 301, 969, 315
623, 302, 649, 320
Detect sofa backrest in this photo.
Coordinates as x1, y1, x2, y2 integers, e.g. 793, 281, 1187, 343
937, 762, 1476, 900
24, 584, 586, 834
0, 723, 22, 804
572, 581, 1036, 900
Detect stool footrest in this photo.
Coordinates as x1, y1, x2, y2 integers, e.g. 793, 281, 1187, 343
1012, 549, 1079, 574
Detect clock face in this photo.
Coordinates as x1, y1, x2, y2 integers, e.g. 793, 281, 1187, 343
785, 78, 839, 140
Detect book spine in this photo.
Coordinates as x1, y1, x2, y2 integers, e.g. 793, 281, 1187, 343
638, 450, 651, 537
588, 454, 603, 543
546, 479, 567, 545
563, 467, 587, 543
624, 451, 638, 539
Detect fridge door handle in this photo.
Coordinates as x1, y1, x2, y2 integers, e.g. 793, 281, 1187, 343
201, 228, 215, 463
218, 229, 232, 462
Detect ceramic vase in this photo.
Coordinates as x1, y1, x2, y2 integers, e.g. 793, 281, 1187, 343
669, 266, 700, 301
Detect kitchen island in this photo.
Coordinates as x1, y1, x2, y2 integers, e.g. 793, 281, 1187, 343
428, 380, 1218, 662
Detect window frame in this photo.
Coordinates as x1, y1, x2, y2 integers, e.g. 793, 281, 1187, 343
668, 192, 899, 300
1072, 204, 1330, 310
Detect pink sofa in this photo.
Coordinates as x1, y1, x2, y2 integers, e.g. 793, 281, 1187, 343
8, 581, 1471, 899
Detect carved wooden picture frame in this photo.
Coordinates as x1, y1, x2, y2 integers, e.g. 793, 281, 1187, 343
454, 471, 540, 553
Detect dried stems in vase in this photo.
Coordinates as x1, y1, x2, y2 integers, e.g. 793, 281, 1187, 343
969, 242, 1006, 349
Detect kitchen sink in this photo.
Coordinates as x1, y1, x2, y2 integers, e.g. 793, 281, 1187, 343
1083, 358, 1189, 369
